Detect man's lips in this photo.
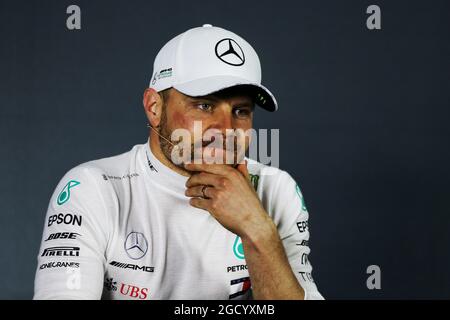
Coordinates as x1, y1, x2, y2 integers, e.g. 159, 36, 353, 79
199, 136, 242, 149
202, 140, 213, 147
201, 135, 216, 147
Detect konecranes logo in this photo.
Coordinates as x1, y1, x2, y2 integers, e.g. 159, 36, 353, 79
57, 180, 80, 205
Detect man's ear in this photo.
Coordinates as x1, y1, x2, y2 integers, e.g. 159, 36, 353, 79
143, 88, 162, 127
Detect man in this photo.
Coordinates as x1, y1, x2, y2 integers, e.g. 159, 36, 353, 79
34, 24, 324, 300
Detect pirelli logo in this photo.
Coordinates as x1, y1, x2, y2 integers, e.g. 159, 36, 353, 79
109, 261, 154, 273
41, 246, 80, 257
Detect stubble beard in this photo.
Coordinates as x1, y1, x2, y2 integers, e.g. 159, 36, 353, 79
158, 108, 246, 169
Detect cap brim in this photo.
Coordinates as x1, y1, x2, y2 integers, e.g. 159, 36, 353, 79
173, 76, 278, 112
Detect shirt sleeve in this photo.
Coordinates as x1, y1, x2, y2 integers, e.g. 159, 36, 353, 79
33, 165, 111, 300
268, 170, 324, 300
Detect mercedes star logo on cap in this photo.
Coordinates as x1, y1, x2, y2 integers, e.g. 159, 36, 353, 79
124, 232, 148, 260
215, 38, 245, 66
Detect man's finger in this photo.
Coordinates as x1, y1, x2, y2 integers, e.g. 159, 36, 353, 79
185, 185, 205, 198
184, 163, 230, 175
186, 172, 222, 188
189, 197, 210, 211
185, 185, 215, 198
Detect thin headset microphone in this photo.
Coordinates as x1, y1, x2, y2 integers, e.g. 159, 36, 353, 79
147, 124, 245, 167
146, 123, 178, 148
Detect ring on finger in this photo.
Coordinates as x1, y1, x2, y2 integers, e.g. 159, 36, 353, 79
201, 185, 209, 199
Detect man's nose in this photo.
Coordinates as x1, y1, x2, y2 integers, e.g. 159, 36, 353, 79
210, 105, 233, 131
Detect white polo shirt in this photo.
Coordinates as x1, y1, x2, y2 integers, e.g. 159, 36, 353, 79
33, 140, 324, 300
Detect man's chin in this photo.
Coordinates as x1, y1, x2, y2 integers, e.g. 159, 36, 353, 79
173, 148, 243, 167
168, 147, 246, 169
196, 147, 245, 166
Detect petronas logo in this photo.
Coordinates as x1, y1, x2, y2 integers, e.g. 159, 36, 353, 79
57, 180, 80, 205
296, 185, 307, 211
233, 235, 245, 260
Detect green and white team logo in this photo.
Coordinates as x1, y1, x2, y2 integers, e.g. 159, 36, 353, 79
233, 235, 245, 260
249, 174, 259, 191
57, 180, 80, 205
296, 184, 307, 211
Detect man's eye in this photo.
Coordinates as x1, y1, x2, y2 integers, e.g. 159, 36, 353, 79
234, 108, 252, 118
196, 103, 213, 112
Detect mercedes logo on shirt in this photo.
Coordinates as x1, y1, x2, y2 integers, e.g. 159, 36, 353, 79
124, 232, 148, 260
215, 38, 245, 66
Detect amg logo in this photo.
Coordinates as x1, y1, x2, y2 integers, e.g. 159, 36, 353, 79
110, 261, 154, 273
41, 246, 80, 257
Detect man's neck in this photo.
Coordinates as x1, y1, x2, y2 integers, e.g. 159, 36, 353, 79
148, 132, 191, 177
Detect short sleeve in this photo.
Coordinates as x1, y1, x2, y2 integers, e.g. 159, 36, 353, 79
269, 171, 324, 300
33, 165, 110, 299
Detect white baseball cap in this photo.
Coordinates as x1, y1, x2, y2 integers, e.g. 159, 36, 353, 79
149, 24, 278, 111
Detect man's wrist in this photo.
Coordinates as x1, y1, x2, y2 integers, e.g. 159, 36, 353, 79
239, 213, 279, 252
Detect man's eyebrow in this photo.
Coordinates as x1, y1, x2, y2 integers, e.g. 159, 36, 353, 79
187, 95, 220, 102
233, 102, 255, 108
186, 95, 254, 107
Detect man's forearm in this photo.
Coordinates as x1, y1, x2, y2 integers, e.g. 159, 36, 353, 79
240, 215, 305, 300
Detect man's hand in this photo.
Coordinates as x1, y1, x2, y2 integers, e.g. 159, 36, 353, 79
184, 162, 273, 238
185, 162, 305, 299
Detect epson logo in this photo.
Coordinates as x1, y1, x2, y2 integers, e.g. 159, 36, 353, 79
41, 246, 80, 257
109, 261, 154, 273
45, 232, 80, 241
48, 213, 82, 227
296, 220, 309, 233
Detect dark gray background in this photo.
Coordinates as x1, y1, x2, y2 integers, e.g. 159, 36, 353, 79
1, 0, 449, 299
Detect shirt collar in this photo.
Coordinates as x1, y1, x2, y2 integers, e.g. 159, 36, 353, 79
141, 138, 189, 194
